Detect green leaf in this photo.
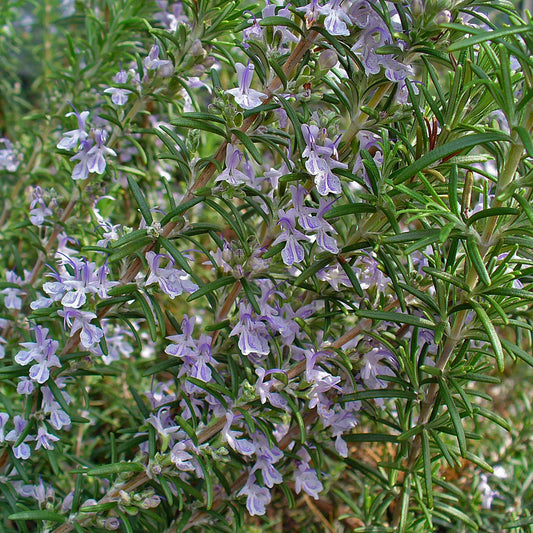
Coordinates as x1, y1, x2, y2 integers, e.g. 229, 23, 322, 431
172, 117, 227, 137
465, 236, 491, 286
78, 501, 117, 513
466, 207, 518, 225
501, 338, 533, 366
439, 378, 467, 456
241, 278, 260, 314
160, 196, 205, 226
343, 433, 398, 443
230, 129, 262, 164
421, 429, 433, 508
503, 516, 533, 529
323, 202, 376, 219
514, 125, 533, 157
434, 501, 479, 530
342, 389, 417, 402
338, 257, 363, 297
470, 300, 504, 372
108, 236, 153, 264
127, 175, 153, 225
355, 309, 436, 329
392, 133, 509, 184
73, 462, 144, 476
294, 257, 332, 287
423, 266, 471, 292
187, 276, 235, 302
446, 23, 533, 51
259, 15, 304, 36
135, 291, 158, 342
8, 510, 66, 523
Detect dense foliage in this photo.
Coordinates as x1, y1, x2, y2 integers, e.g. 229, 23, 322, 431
1, 0, 533, 531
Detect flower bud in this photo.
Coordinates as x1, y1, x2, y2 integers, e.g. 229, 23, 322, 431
435, 9, 452, 24
318, 49, 338, 70
411, 0, 424, 17
190, 39, 205, 57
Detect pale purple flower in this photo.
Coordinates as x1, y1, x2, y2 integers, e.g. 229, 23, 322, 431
148, 407, 180, 449
255, 368, 288, 409
144, 44, 174, 76
251, 433, 283, 488
261, 2, 299, 45
317, 264, 352, 290
170, 440, 199, 473
104, 69, 132, 106
0, 413, 9, 443
0, 137, 20, 171
296, 0, 321, 27
17, 377, 34, 395
41, 384, 71, 430
243, 13, 263, 46
313, 156, 345, 196
1, 270, 24, 309
70, 139, 92, 181
86, 129, 116, 174
57, 109, 89, 150
359, 347, 395, 389
44, 256, 117, 309
321, 0, 352, 36
237, 474, 271, 516
294, 462, 323, 499
165, 314, 196, 359
35, 426, 60, 451
29, 186, 54, 226
478, 474, 498, 509
222, 412, 255, 456
272, 208, 308, 266
5, 416, 32, 460
301, 124, 346, 196
145, 251, 198, 298
226, 61, 267, 110
58, 308, 104, 348
354, 253, 389, 292
230, 303, 270, 356
215, 144, 249, 186
14, 325, 61, 384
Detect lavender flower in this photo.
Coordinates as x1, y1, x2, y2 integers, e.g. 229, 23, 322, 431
301, 124, 346, 196
1, 270, 24, 310
296, 0, 322, 28
58, 308, 104, 348
222, 412, 255, 456
35, 426, 60, 451
214, 144, 250, 186
29, 186, 54, 226
145, 251, 198, 298
0, 137, 20, 171
86, 129, 116, 175
229, 303, 270, 356
225, 61, 267, 110
237, 474, 272, 516
272, 208, 308, 266
104, 69, 132, 106
359, 347, 396, 389
294, 450, 324, 499
144, 44, 174, 76
255, 368, 288, 409
321, 0, 352, 36
57, 109, 89, 150
14, 325, 61, 384
5, 416, 33, 460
